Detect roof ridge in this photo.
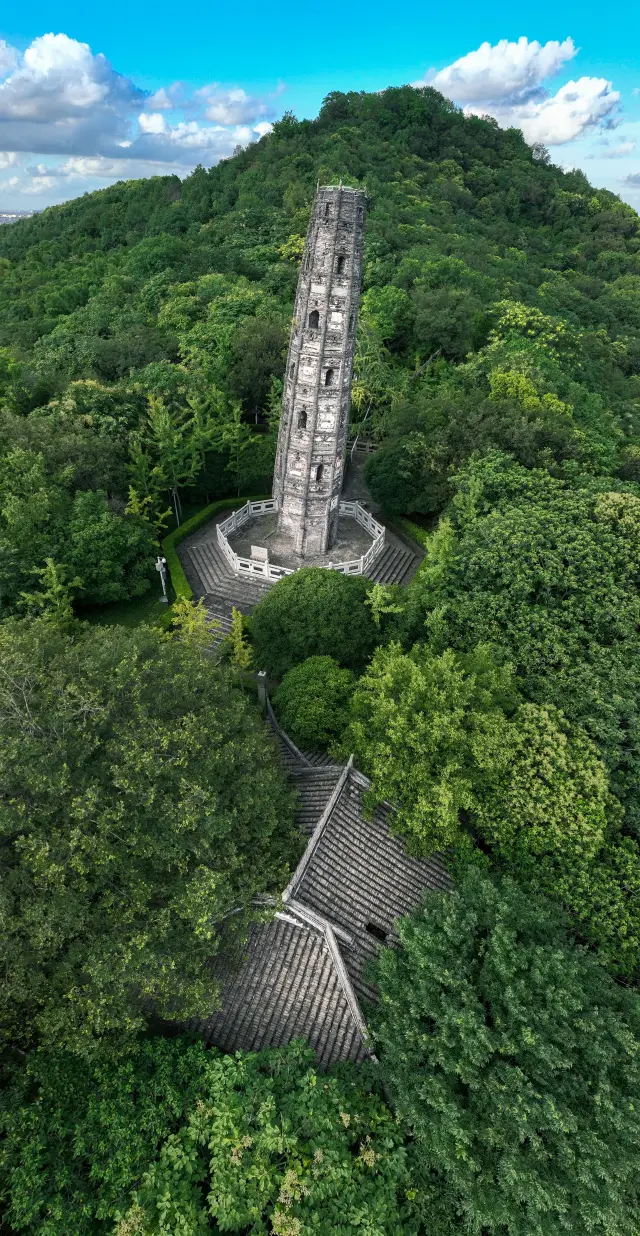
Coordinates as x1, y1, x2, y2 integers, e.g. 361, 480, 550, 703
290, 765, 345, 777
280, 899, 373, 1059
282, 755, 353, 901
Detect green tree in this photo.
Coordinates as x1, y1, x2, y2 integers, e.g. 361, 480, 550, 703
474, 701, 640, 979
342, 641, 515, 852
226, 314, 288, 417
121, 1042, 419, 1236
248, 567, 379, 678
18, 557, 80, 630
0, 1038, 209, 1236
405, 453, 640, 830
273, 655, 356, 751
66, 490, 157, 605
374, 870, 640, 1236
228, 606, 253, 669
0, 618, 298, 1053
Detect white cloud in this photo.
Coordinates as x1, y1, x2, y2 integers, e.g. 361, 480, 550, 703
0, 40, 18, 77
485, 76, 621, 145
0, 31, 282, 203
146, 85, 178, 111
599, 140, 636, 158
196, 84, 273, 126
425, 37, 577, 104
622, 172, 640, 187
0, 32, 143, 153
422, 37, 620, 146
138, 111, 167, 135
22, 174, 57, 194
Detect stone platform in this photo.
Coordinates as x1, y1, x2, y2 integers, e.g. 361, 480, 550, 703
177, 486, 424, 646
228, 513, 374, 570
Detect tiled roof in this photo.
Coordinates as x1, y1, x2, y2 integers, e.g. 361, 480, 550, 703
290, 768, 450, 1005
291, 767, 344, 835
201, 703, 450, 1066
195, 910, 369, 1069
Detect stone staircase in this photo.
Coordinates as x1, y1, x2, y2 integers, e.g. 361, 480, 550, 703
181, 509, 422, 636
187, 539, 273, 608
367, 540, 418, 586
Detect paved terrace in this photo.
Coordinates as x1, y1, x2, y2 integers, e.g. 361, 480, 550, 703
177, 456, 424, 640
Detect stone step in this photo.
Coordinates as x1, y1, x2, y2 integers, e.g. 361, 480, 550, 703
367, 543, 417, 586
187, 540, 272, 608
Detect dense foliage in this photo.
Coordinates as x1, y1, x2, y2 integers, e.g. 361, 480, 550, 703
0, 1039, 417, 1236
0, 615, 297, 1053
0, 1038, 209, 1235
248, 567, 378, 677
373, 871, 640, 1236
272, 655, 356, 750
2, 80, 640, 1232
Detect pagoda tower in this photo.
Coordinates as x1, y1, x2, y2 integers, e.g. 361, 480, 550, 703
272, 184, 366, 556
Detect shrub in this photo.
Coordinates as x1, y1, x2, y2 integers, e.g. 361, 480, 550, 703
273, 655, 356, 751
248, 567, 378, 677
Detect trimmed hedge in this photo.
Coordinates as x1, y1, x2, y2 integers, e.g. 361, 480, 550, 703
393, 516, 430, 549
161, 494, 270, 609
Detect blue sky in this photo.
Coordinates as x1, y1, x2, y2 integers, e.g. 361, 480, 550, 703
1, 0, 639, 210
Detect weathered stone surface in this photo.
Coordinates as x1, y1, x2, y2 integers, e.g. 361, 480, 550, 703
273, 185, 366, 556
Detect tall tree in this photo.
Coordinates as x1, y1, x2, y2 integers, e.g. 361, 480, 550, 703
374, 870, 640, 1236
0, 617, 298, 1053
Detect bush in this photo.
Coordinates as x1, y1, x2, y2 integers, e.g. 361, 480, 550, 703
374, 869, 640, 1236
67, 490, 157, 603
272, 655, 356, 751
248, 567, 378, 677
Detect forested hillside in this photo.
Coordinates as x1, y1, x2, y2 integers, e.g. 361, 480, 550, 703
1, 86, 640, 1235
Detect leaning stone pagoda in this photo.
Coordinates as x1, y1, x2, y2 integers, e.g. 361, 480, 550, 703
272, 184, 367, 557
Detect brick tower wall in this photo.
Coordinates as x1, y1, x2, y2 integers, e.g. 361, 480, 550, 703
273, 185, 366, 556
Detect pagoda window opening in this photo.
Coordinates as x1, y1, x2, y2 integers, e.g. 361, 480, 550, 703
325, 368, 335, 387
315, 463, 324, 483
308, 309, 320, 330
336, 254, 346, 275
297, 410, 307, 430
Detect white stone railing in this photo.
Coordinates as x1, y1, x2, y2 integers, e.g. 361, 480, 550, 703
216, 498, 385, 580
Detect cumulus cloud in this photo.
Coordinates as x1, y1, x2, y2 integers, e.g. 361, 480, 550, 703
0, 32, 143, 154
195, 84, 274, 126
0, 33, 275, 161
0, 40, 18, 76
0, 31, 281, 202
622, 172, 640, 186
420, 37, 620, 145
494, 76, 621, 145
426, 37, 577, 104
138, 111, 167, 135
146, 85, 181, 111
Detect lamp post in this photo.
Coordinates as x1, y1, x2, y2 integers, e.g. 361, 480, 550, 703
155, 555, 169, 603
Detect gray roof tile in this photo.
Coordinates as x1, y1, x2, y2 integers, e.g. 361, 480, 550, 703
195, 913, 368, 1067
199, 706, 451, 1067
